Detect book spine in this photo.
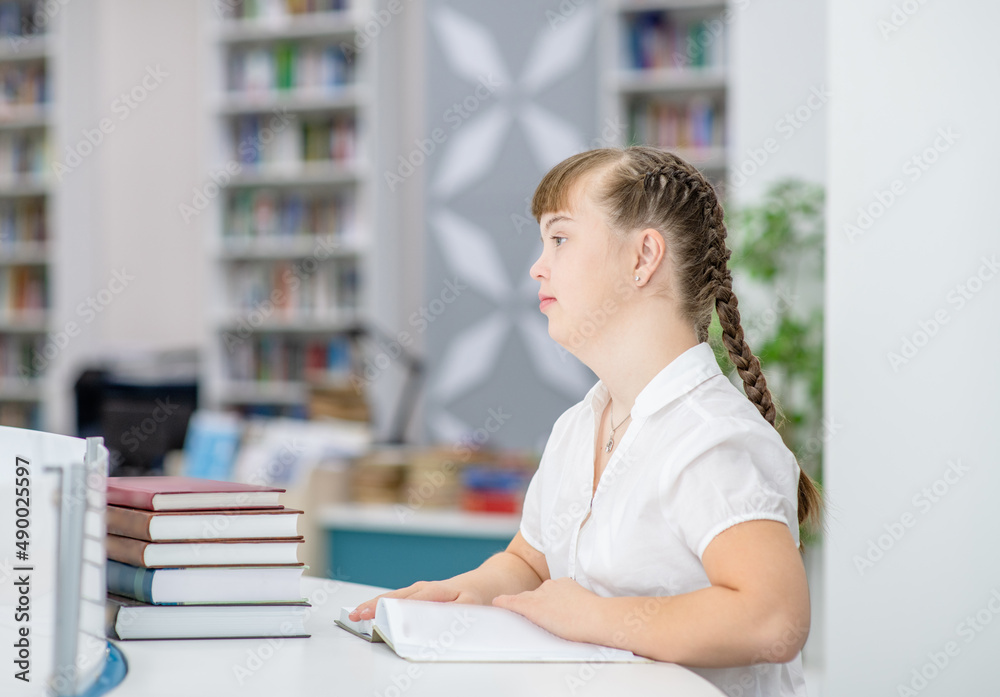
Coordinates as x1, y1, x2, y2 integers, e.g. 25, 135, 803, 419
104, 601, 123, 641
106, 487, 157, 511
106, 506, 154, 541
227, 42, 352, 94
106, 534, 150, 567
106, 560, 157, 604
225, 332, 353, 382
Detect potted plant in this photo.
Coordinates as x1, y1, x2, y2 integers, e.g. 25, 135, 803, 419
709, 179, 826, 547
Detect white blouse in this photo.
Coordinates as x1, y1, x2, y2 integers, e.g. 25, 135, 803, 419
519, 341, 807, 697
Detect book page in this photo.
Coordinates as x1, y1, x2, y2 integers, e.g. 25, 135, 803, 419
374, 598, 649, 663
335, 606, 376, 641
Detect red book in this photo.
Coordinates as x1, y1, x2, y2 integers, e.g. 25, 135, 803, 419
107, 476, 285, 512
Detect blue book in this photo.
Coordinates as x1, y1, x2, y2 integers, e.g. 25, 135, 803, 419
182, 411, 242, 481
106, 560, 306, 605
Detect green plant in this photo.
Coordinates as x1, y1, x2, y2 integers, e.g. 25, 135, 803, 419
709, 179, 825, 543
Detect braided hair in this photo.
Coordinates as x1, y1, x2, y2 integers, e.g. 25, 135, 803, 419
532, 146, 822, 534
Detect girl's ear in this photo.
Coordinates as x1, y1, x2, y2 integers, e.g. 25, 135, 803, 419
634, 228, 666, 285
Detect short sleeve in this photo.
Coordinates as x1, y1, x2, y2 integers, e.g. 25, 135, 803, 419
660, 418, 800, 560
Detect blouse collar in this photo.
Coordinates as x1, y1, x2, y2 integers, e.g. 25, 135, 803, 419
586, 342, 723, 419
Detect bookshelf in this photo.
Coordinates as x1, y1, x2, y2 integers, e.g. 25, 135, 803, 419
604, 0, 729, 184
207, 0, 373, 418
0, 1, 53, 430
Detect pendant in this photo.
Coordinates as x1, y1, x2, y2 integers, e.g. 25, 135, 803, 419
605, 437, 613, 453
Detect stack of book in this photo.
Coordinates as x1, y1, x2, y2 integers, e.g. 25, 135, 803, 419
104, 476, 311, 641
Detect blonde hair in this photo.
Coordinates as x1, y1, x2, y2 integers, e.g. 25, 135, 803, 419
532, 146, 822, 533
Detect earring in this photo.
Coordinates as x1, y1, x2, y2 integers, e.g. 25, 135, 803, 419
634, 275, 640, 282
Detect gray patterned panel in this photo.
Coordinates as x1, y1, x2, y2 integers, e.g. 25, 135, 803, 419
422, 0, 603, 451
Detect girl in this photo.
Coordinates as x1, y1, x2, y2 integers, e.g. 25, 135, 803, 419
350, 146, 822, 696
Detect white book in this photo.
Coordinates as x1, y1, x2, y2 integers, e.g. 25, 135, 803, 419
107, 596, 310, 640
106, 535, 304, 568
336, 599, 650, 663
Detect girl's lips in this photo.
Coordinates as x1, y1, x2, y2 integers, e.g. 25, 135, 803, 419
539, 297, 556, 311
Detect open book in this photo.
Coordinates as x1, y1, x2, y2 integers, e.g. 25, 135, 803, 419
336, 598, 649, 663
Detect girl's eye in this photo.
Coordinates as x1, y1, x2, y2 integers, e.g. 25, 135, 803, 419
551, 236, 565, 247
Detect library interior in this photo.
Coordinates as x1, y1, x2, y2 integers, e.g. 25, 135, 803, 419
0, 1, 996, 697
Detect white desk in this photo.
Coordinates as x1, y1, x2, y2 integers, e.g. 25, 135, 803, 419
109, 577, 725, 696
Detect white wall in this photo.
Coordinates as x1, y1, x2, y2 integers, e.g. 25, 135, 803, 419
727, 0, 828, 678
825, 2, 1000, 694
728, 0, 827, 205
49, 0, 203, 433
367, 0, 427, 442
93, 0, 205, 353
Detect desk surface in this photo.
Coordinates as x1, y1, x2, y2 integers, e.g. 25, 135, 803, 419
109, 577, 725, 697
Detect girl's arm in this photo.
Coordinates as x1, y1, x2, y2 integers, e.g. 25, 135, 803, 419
348, 530, 549, 621
493, 519, 810, 667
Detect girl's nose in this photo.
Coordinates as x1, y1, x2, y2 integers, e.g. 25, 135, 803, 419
530, 247, 547, 280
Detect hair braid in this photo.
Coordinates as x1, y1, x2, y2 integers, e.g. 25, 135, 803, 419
695, 197, 776, 424
701, 191, 822, 533
715, 271, 778, 426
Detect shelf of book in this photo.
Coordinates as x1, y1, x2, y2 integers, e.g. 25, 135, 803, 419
0, 103, 49, 129
0, 1, 53, 431
614, 0, 725, 10
0, 31, 48, 61
216, 6, 355, 44
0, 376, 42, 401
0, 240, 47, 263
604, 0, 729, 187
207, 0, 374, 418
217, 314, 360, 331
227, 161, 363, 187
219, 239, 364, 260
218, 84, 365, 115
613, 66, 726, 94
0, 180, 46, 197
218, 379, 307, 405
0, 312, 47, 332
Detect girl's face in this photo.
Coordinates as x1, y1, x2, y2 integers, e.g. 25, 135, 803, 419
529, 174, 632, 351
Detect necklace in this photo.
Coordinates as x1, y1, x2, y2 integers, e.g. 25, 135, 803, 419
604, 404, 631, 453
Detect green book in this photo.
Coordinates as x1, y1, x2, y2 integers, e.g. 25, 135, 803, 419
275, 43, 296, 90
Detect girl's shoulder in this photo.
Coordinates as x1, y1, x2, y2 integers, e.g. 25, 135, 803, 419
679, 373, 778, 426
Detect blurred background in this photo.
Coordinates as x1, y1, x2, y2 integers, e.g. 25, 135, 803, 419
0, 0, 995, 694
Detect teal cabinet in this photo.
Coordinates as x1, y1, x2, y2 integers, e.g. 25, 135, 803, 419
320, 504, 520, 589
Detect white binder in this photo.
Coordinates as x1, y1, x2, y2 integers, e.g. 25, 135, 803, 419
1, 427, 124, 697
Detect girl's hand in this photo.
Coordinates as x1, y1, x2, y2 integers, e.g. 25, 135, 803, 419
492, 577, 600, 644
348, 580, 485, 621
